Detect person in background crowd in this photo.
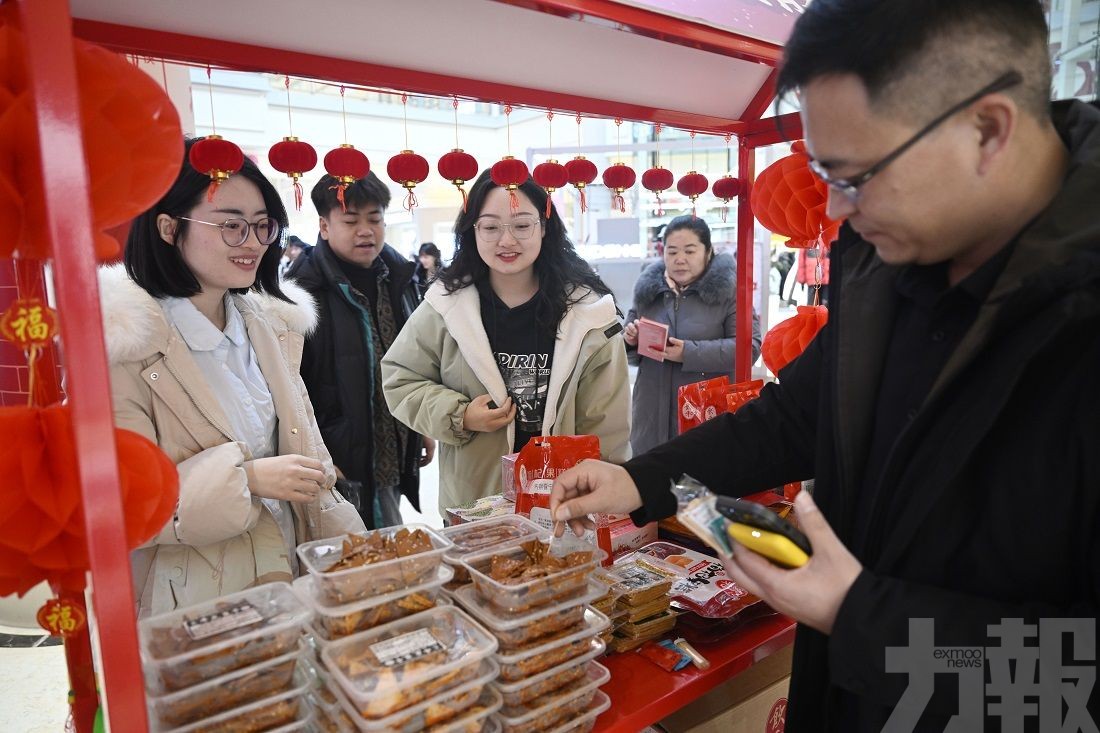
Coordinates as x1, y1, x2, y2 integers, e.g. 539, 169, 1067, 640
287, 172, 434, 529
774, 249, 796, 305
624, 215, 762, 454
278, 235, 308, 277
414, 241, 443, 298
551, 0, 1100, 729
102, 138, 364, 616
382, 170, 631, 516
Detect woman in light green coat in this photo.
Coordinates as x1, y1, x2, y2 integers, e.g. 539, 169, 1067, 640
382, 172, 631, 516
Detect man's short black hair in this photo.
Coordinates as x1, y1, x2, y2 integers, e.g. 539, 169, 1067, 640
777, 0, 1052, 120
311, 170, 391, 218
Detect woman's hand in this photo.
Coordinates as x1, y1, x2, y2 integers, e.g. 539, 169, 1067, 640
664, 337, 685, 362
420, 436, 437, 467
623, 319, 640, 347
245, 454, 325, 503
462, 395, 516, 433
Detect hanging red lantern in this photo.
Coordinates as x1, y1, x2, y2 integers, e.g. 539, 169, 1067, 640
677, 171, 709, 218
324, 144, 370, 213
532, 160, 568, 218
188, 134, 243, 203
751, 141, 842, 248
642, 166, 674, 216
564, 156, 598, 213
602, 163, 636, 213
438, 148, 479, 211
267, 136, 317, 211
761, 305, 829, 376
712, 175, 741, 223
490, 156, 530, 214
387, 150, 430, 212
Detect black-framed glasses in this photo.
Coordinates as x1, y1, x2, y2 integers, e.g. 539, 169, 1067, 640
474, 217, 541, 243
808, 71, 1023, 204
177, 216, 282, 247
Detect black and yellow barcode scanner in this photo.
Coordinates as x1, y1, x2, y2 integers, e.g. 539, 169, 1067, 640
715, 497, 812, 568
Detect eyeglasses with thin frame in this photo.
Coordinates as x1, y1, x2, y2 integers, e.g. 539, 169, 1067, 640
808, 71, 1024, 204
177, 216, 282, 247
474, 217, 541, 243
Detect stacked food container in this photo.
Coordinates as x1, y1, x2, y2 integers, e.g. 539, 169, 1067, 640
295, 524, 506, 732
594, 557, 677, 653
450, 523, 613, 733
138, 581, 313, 732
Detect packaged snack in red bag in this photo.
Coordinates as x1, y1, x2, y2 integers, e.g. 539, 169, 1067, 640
677, 376, 729, 434
724, 379, 765, 414
631, 541, 763, 619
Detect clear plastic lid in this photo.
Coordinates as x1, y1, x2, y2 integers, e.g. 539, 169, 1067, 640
491, 637, 605, 695
454, 581, 608, 632
139, 582, 310, 689
460, 538, 607, 613
321, 605, 499, 716
441, 516, 546, 561
160, 661, 312, 733
494, 662, 610, 729
147, 637, 305, 728
494, 608, 610, 666
540, 690, 611, 733
298, 524, 453, 604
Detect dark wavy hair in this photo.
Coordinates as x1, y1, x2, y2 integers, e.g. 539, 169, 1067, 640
437, 170, 614, 335
125, 137, 291, 302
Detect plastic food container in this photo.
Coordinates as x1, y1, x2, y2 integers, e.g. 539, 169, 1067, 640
162, 662, 312, 733
460, 538, 605, 613
495, 609, 608, 682
441, 516, 546, 585
298, 525, 453, 605
321, 605, 499, 719
147, 637, 304, 729
539, 690, 611, 733
425, 688, 503, 733
295, 564, 453, 639
493, 662, 610, 733
328, 657, 500, 732
139, 582, 310, 691
593, 559, 673, 607
454, 581, 607, 649
492, 638, 605, 707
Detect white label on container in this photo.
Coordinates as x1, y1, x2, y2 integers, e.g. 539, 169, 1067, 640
183, 602, 264, 641
528, 478, 555, 495
369, 629, 445, 668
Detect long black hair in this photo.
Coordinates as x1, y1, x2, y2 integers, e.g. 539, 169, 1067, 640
437, 170, 613, 335
125, 137, 292, 302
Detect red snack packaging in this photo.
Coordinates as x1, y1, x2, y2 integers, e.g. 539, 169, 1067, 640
632, 541, 763, 619
724, 379, 765, 414
677, 376, 729, 434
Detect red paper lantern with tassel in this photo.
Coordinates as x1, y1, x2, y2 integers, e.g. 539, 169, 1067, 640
564, 156, 598, 213
712, 175, 741, 223
268, 136, 317, 211
602, 163, 636, 213
761, 305, 829, 375
387, 150, 430, 212
532, 160, 568, 217
438, 149, 479, 211
490, 156, 530, 214
642, 166, 674, 215
189, 134, 244, 202
677, 171, 709, 218
324, 144, 370, 213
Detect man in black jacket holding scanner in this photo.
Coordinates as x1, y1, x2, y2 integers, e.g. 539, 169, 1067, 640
551, 1, 1100, 730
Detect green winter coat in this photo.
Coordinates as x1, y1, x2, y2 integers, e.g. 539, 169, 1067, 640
381, 280, 632, 515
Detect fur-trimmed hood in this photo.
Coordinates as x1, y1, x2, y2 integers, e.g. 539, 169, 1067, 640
632, 252, 736, 308
98, 263, 319, 364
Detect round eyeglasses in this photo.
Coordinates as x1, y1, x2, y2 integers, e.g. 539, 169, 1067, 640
177, 216, 282, 247
474, 218, 541, 244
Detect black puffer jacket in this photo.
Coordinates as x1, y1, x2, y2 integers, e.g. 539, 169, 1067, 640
624, 99, 1100, 732
288, 241, 424, 512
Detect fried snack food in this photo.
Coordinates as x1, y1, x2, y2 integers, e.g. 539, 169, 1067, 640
454, 583, 597, 650
320, 591, 437, 638
465, 540, 600, 613
305, 527, 446, 604
189, 698, 299, 733
496, 678, 600, 733
443, 518, 543, 584
327, 528, 434, 573
497, 661, 589, 708
151, 654, 297, 728
497, 636, 591, 682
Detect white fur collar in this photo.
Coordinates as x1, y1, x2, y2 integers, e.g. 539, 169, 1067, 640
98, 264, 318, 365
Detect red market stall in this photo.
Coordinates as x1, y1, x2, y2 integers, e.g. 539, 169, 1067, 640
5, 0, 808, 730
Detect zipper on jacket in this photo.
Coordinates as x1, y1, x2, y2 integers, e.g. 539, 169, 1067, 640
162, 355, 239, 444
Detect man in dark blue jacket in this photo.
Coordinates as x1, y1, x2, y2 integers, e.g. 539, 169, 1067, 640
551, 1, 1100, 730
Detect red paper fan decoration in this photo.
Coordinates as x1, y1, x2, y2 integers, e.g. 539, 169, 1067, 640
324, 144, 370, 213
268, 136, 317, 211
642, 166, 674, 216
751, 141, 842, 248
712, 175, 741, 223
532, 160, 568, 218
490, 156, 530, 214
761, 305, 829, 376
602, 163, 636, 213
564, 156, 598, 213
677, 171, 709, 218
387, 150, 430, 212
438, 148, 479, 211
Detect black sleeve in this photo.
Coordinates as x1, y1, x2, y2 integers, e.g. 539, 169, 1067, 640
623, 316, 827, 524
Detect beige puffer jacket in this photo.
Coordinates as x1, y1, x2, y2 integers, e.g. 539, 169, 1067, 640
100, 265, 364, 617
